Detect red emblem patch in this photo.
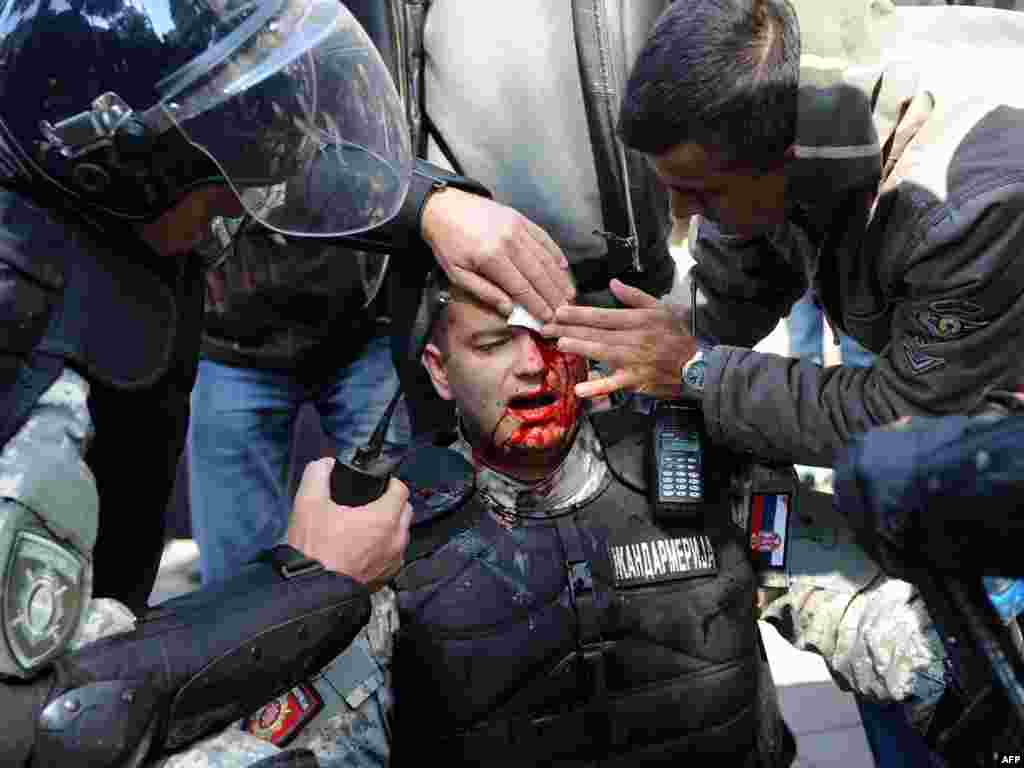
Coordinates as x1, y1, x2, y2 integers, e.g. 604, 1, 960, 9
243, 682, 323, 747
751, 531, 782, 553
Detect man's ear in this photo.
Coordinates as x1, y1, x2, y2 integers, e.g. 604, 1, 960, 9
421, 342, 455, 401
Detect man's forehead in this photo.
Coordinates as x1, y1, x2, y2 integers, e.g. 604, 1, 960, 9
651, 142, 735, 186
447, 293, 508, 336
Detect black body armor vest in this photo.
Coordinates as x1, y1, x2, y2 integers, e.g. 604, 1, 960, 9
391, 409, 794, 767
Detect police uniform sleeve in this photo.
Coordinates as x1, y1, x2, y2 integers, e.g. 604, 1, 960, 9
763, 573, 948, 733
155, 587, 398, 768
757, 479, 949, 736
0, 595, 135, 765
757, 480, 949, 733
1, 521, 372, 767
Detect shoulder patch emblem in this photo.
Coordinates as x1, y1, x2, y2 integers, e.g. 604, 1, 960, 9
608, 534, 717, 587
913, 299, 989, 344
903, 339, 946, 375
243, 682, 323, 747
749, 493, 791, 571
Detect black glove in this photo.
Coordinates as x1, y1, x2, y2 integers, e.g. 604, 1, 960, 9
1, 546, 370, 768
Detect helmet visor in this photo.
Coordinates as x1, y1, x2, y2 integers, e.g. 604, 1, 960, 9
205, 216, 390, 310
155, 0, 411, 238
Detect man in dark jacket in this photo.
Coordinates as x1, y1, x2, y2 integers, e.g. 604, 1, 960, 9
544, 0, 1024, 764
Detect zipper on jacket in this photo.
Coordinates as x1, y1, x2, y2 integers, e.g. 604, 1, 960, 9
598, 0, 641, 273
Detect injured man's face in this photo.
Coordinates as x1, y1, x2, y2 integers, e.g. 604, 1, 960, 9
422, 289, 589, 481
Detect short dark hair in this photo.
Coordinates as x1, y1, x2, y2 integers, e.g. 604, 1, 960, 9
619, 0, 800, 171
423, 271, 474, 360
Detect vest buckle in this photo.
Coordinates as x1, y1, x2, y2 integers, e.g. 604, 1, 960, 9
567, 560, 593, 600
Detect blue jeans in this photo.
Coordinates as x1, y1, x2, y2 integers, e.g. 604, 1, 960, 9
188, 333, 411, 584
788, 291, 874, 368
857, 700, 945, 768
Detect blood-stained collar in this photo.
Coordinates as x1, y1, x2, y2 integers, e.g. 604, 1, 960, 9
451, 416, 609, 525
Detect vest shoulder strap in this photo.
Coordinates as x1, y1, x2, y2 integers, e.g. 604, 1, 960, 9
399, 490, 484, 584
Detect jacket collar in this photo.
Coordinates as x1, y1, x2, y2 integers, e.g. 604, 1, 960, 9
452, 417, 610, 526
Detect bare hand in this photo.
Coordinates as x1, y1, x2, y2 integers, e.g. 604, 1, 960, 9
421, 187, 575, 322
287, 458, 413, 591
542, 279, 698, 400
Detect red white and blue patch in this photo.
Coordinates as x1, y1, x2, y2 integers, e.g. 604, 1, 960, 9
242, 682, 323, 747
749, 493, 791, 570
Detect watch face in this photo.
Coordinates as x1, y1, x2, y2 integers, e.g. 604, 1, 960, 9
685, 360, 707, 392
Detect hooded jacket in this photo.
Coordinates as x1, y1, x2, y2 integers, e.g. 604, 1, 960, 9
690, 4, 1024, 467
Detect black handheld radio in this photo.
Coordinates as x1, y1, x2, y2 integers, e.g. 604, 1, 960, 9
329, 460, 390, 507
649, 401, 709, 522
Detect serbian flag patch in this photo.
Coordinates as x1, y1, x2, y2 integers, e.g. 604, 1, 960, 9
749, 493, 790, 570
242, 682, 323, 747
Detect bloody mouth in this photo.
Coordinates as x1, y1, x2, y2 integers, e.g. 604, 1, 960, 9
506, 391, 560, 422
503, 340, 583, 449
474, 336, 587, 474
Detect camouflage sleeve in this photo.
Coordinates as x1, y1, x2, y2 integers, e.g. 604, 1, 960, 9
151, 728, 281, 768
0, 366, 103, 678
767, 576, 947, 719
68, 597, 136, 650
760, 487, 948, 733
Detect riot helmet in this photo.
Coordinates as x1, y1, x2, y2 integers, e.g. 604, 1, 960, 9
0, 0, 412, 238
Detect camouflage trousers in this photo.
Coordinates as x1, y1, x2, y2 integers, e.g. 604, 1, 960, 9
76, 588, 398, 768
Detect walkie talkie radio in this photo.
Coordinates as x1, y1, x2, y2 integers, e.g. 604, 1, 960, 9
649, 401, 709, 522
329, 460, 390, 507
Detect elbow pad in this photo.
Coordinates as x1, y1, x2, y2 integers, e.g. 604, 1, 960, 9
0, 369, 97, 679
30, 546, 370, 768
